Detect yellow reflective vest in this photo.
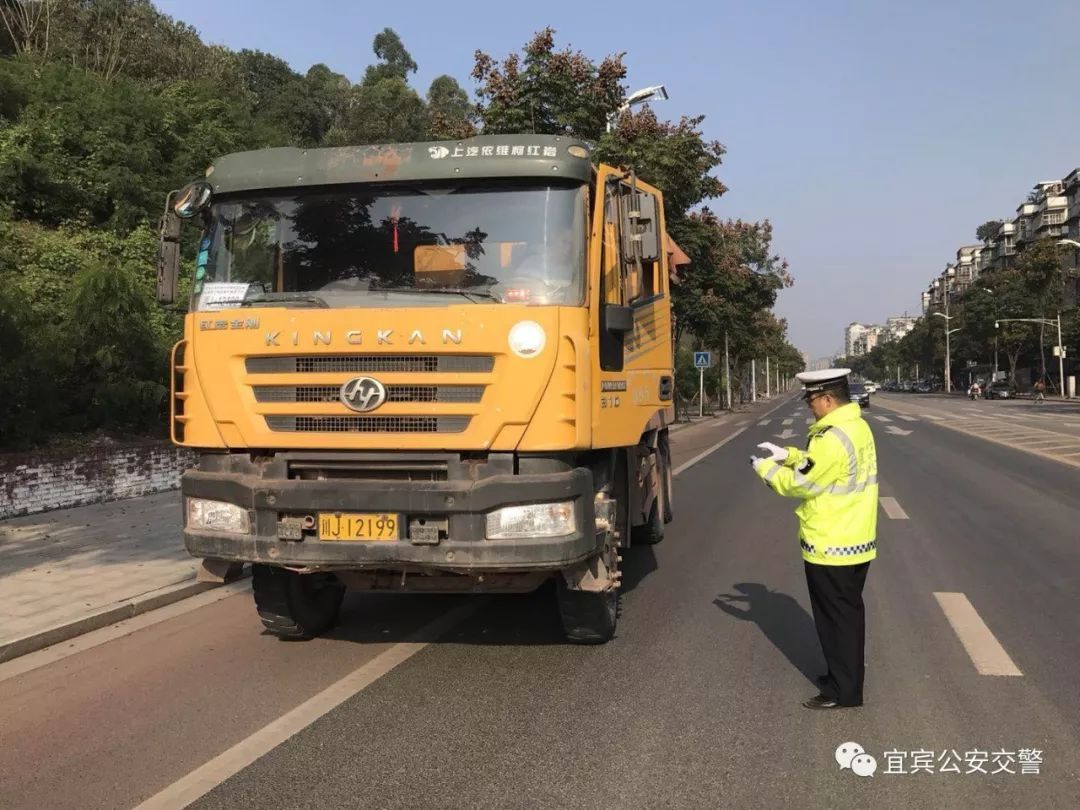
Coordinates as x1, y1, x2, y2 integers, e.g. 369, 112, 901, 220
754, 402, 878, 566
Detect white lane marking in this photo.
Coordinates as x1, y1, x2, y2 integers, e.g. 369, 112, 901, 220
1065, 422, 1080, 428
757, 419, 771, 426
934, 593, 1023, 677
922, 414, 944, 420
782, 418, 793, 426
805, 417, 814, 425
884, 425, 912, 436
0, 580, 252, 684
672, 428, 747, 477
134, 601, 480, 810
898, 415, 918, 422
872, 415, 892, 423
879, 497, 908, 519
736, 420, 749, 427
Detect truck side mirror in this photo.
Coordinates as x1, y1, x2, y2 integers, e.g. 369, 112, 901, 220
635, 192, 659, 262
157, 197, 181, 304
603, 303, 633, 333
621, 190, 660, 263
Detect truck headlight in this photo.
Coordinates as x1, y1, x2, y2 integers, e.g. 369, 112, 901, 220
187, 498, 250, 534
486, 502, 575, 539
508, 320, 546, 358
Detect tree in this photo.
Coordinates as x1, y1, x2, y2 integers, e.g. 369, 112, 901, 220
426, 75, 475, 140
336, 29, 425, 145
976, 219, 1003, 244
472, 27, 625, 141
364, 28, 417, 84
0, 0, 58, 58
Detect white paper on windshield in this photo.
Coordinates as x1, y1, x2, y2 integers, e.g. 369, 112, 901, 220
199, 282, 250, 310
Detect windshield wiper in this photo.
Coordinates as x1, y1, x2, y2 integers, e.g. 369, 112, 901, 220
375, 287, 499, 304
239, 292, 329, 308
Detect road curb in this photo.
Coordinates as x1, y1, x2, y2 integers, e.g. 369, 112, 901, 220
0, 569, 250, 664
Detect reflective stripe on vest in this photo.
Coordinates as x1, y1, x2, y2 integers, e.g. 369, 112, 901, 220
802, 539, 877, 558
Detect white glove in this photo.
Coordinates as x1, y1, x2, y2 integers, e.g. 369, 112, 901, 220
757, 442, 789, 462
750, 456, 768, 472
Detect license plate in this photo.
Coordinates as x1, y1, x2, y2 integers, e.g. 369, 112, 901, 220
318, 512, 400, 542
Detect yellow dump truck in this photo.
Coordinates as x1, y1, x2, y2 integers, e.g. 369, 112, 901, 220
157, 134, 675, 643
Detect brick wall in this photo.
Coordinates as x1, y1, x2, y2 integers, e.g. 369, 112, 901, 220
0, 442, 196, 520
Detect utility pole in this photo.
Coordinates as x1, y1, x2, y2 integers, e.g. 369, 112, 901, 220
751, 359, 757, 402
765, 356, 770, 398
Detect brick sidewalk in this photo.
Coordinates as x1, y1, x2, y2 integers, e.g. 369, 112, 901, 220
0, 491, 198, 657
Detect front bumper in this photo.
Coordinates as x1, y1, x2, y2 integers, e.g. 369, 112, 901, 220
182, 452, 597, 572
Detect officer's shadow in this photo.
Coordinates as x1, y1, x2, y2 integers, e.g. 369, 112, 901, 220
713, 583, 823, 686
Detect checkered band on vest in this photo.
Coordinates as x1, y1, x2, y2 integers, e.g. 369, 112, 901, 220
823, 541, 877, 557
800, 539, 815, 554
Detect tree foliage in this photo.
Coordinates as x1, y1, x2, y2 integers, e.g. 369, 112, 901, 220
1, 12, 800, 448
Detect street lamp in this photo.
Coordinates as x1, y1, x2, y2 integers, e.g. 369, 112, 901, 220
981, 287, 998, 383
606, 85, 669, 133
995, 315, 1067, 399
932, 311, 960, 392
933, 265, 957, 392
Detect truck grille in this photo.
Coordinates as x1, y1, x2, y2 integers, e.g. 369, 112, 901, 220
266, 416, 471, 434
253, 385, 485, 404
246, 355, 494, 374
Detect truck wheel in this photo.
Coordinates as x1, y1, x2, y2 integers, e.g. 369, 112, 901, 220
631, 498, 665, 545
252, 564, 345, 640
659, 436, 674, 524
556, 579, 617, 644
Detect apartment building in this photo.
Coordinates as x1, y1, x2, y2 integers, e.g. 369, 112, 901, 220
886, 315, 918, 339
953, 245, 981, 294
844, 323, 869, 358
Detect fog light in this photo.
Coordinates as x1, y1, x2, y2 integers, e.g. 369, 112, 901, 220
486, 502, 575, 539
187, 498, 250, 534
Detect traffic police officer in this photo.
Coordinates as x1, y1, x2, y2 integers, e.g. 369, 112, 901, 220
750, 369, 878, 709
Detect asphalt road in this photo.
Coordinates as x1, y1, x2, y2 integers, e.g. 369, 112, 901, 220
2, 395, 1078, 808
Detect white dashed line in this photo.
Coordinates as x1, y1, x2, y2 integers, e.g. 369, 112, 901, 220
922, 414, 944, 420
782, 418, 793, 426
872, 415, 892, 423
879, 497, 908, 519
898, 415, 918, 422
934, 592, 1023, 677
758, 419, 772, 426
805, 418, 814, 425
672, 428, 747, 477
133, 601, 482, 810
736, 420, 749, 427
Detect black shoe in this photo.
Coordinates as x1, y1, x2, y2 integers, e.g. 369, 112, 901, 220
803, 694, 843, 710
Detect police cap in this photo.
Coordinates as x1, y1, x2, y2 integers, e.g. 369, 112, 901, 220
795, 368, 851, 398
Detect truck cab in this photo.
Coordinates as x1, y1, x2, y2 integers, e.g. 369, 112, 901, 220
159, 134, 675, 643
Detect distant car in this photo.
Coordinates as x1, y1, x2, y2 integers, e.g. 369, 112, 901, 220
984, 381, 1012, 400
864, 383, 877, 394
849, 382, 871, 408
914, 382, 932, 394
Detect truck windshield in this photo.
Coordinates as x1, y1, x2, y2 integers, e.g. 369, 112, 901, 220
193, 182, 586, 310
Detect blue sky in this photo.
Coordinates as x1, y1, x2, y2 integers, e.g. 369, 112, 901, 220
158, 0, 1080, 358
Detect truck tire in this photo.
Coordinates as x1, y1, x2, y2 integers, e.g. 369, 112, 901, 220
660, 435, 674, 524
631, 498, 665, 545
556, 579, 617, 644
252, 564, 345, 640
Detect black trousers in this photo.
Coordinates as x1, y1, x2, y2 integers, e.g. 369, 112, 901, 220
804, 560, 871, 706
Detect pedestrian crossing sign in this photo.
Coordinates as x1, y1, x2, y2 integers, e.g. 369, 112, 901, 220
694, 351, 712, 369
